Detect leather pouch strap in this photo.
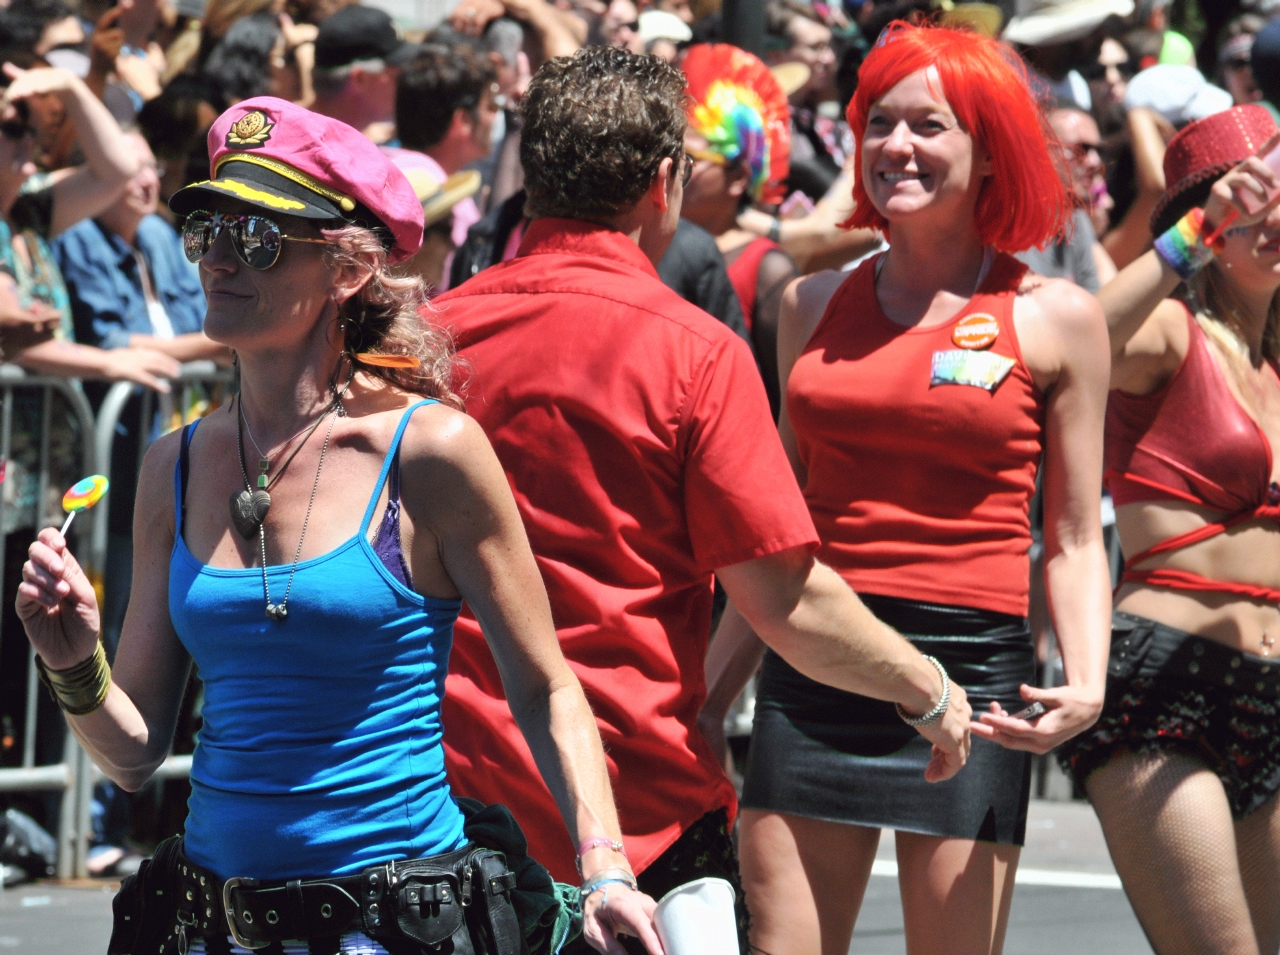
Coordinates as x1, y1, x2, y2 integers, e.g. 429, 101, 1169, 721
473, 852, 523, 955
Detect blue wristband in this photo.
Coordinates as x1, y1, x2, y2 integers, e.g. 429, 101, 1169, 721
579, 877, 635, 903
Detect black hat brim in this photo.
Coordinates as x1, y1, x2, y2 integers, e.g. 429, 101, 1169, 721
169, 159, 345, 221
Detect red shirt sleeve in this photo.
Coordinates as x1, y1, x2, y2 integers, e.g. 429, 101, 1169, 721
681, 333, 818, 572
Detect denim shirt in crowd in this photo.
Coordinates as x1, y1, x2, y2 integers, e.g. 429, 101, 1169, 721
52, 214, 205, 349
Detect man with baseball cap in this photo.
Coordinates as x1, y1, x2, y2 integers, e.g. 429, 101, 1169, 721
311, 5, 419, 143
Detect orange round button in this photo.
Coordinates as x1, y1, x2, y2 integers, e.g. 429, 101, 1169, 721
953, 313, 999, 350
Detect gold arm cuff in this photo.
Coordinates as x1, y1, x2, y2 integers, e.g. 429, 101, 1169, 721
35, 641, 111, 716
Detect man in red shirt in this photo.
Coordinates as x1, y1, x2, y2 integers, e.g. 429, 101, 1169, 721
432, 47, 971, 950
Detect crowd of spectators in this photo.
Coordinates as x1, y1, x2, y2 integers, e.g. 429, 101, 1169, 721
0, 0, 1271, 883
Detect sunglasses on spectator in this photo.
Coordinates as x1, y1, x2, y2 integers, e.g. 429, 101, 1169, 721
1079, 60, 1137, 82
0, 102, 34, 142
182, 211, 329, 270
0, 118, 33, 142
1061, 141, 1102, 160
1224, 57, 1252, 71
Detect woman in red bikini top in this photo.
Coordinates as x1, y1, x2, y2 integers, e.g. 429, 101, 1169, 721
1057, 104, 1280, 955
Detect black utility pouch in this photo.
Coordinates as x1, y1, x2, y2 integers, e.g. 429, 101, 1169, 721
109, 835, 184, 955
388, 849, 474, 954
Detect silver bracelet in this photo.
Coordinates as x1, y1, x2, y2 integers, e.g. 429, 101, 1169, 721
895, 655, 951, 727
580, 867, 637, 902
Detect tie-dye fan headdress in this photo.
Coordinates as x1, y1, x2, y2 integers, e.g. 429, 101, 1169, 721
683, 44, 791, 205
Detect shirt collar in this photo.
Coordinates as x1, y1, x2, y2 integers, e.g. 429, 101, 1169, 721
516, 217, 660, 279
94, 220, 137, 264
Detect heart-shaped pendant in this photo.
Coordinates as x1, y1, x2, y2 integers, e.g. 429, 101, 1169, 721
230, 489, 271, 539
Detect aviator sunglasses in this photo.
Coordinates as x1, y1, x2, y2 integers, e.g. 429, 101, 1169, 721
182, 210, 329, 270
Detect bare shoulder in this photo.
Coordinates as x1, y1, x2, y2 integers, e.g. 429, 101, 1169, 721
136, 427, 184, 537
780, 268, 849, 351
397, 400, 490, 473
1112, 297, 1190, 394
1017, 272, 1106, 337
1015, 274, 1109, 390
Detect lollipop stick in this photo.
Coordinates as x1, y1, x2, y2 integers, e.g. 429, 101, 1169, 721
59, 510, 76, 537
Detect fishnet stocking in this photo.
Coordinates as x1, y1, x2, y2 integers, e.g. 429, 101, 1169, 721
1086, 750, 1266, 955
1236, 792, 1280, 955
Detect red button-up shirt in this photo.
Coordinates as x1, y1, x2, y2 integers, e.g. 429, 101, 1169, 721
432, 218, 817, 880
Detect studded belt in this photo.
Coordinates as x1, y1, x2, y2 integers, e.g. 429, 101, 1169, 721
1110, 611, 1280, 697
169, 842, 518, 953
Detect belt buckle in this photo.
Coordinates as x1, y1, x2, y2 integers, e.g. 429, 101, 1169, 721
222, 877, 269, 950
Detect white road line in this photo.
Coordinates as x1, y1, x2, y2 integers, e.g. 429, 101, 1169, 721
869, 859, 1123, 890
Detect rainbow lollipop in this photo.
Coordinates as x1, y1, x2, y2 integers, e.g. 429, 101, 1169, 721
59, 475, 109, 535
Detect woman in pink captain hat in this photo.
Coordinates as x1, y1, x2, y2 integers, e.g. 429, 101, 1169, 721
17, 97, 660, 955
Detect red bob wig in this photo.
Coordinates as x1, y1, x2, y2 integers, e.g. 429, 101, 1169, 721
844, 21, 1071, 253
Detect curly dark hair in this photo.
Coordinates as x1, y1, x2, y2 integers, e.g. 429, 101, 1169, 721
202, 11, 281, 103
520, 46, 687, 221
396, 44, 497, 152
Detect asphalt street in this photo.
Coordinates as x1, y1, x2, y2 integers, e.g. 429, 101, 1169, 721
0, 800, 1151, 955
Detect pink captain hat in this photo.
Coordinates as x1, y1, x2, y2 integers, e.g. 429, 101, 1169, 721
170, 97, 424, 263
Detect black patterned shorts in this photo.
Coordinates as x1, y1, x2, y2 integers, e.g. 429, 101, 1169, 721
1058, 611, 1280, 819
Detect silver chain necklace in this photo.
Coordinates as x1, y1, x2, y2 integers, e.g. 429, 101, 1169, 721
254, 408, 338, 621
234, 372, 352, 621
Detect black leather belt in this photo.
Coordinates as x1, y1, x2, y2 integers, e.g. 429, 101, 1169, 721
171, 843, 518, 953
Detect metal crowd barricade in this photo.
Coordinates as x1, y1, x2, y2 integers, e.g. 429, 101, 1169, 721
0, 362, 231, 880
71, 362, 234, 874
0, 365, 101, 878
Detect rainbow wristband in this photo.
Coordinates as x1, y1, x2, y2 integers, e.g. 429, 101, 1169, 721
1153, 208, 1218, 281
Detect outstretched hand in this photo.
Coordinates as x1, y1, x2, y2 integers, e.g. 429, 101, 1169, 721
970, 683, 1103, 755
582, 884, 664, 955
17, 527, 102, 671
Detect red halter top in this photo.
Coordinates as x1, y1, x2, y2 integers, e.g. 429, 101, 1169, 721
1105, 305, 1280, 603
787, 251, 1044, 618
726, 237, 781, 333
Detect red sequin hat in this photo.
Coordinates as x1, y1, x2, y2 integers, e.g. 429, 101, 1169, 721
1150, 103, 1279, 235
170, 97, 424, 263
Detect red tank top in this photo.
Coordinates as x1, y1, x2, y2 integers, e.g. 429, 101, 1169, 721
787, 251, 1044, 617
725, 237, 780, 334
1105, 304, 1280, 603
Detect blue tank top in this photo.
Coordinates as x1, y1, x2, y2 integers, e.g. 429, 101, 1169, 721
170, 401, 468, 881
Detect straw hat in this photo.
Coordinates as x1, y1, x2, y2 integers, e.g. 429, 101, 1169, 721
401, 169, 482, 230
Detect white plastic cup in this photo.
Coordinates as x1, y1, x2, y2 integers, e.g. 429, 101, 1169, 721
652, 877, 739, 955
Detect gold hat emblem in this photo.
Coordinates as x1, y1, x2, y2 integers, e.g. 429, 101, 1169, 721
226, 110, 274, 148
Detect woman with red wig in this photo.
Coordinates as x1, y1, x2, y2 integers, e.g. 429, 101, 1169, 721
720, 22, 1112, 954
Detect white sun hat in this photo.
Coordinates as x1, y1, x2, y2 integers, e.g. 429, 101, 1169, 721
1003, 0, 1135, 47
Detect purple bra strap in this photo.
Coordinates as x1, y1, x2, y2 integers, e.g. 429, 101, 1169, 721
370, 446, 413, 589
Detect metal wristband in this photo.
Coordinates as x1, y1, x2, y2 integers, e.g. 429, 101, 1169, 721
580, 867, 637, 902
35, 641, 111, 716
895, 655, 950, 727
767, 217, 782, 243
